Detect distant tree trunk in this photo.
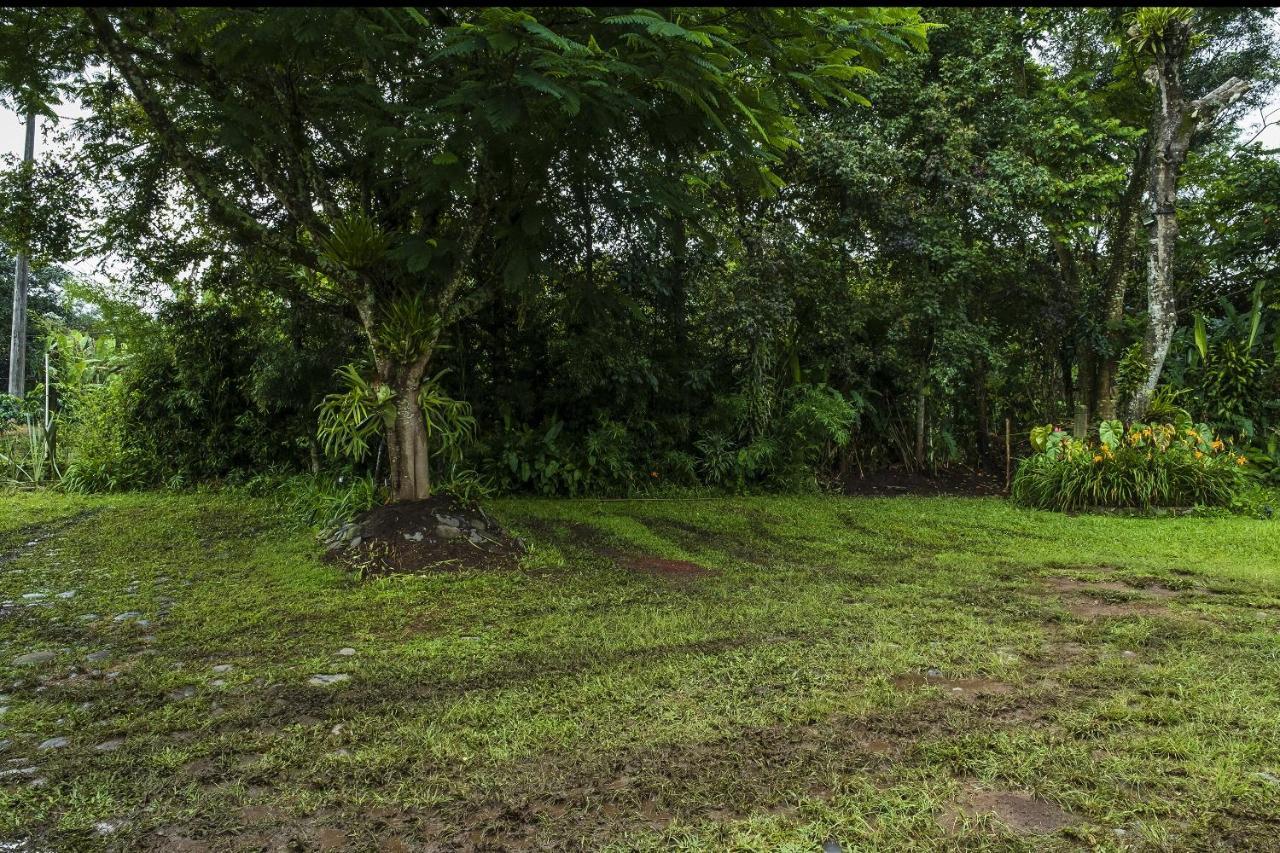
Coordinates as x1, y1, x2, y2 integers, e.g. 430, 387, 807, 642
914, 386, 926, 471
975, 369, 991, 472
1127, 18, 1248, 419
6, 111, 35, 398
669, 215, 688, 352
1096, 144, 1149, 421
1050, 231, 1079, 416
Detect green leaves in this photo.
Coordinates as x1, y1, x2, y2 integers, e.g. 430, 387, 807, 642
1099, 419, 1124, 450
1030, 424, 1054, 452
315, 214, 390, 272
315, 363, 396, 462
1194, 314, 1209, 360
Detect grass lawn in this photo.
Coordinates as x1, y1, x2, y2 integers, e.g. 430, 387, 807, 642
1, 492, 1279, 851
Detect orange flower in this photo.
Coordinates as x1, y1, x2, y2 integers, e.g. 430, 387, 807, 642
650, 471, 659, 478
1211, 439, 1224, 451
1093, 454, 1103, 463
1236, 455, 1247, 466
1194, 450, 1204, 459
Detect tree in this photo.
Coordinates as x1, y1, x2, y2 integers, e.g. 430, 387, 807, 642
6, 110, 33, 396
1125, 7, 1249, 419
0, 7, 928, 501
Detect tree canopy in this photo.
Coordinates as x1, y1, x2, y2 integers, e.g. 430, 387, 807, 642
1, 6, 1278, 504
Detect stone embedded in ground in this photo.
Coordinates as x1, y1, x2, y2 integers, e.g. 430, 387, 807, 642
38, 737, 69, 750
336, 648, 356, 657
167, 686, 197, 701
436, 524, 464, 540
13, 651, 56, 666
402, 531, 424, 542
94, 739, 124, 752
79, 613, 99, 622
112, 611, 141, 622
94, 820, 122, 835
211, 664, 233, 673
822, 840, 844, 853
210, 679, 226, 687
21, 593, 46, 601
308, 674, 350, 686
435, 514, 464, 528
85, 650, 112, 663
0, 766, 37, 779
56, 590, 76, 599
348, 536, 362, 549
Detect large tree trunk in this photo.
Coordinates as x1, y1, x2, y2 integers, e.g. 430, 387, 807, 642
384, 358, 432, 502
1126, 18, 1248, 419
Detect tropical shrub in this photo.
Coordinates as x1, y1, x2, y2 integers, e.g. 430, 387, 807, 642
1012, 420, 1247, 511
0, 392, 22, 427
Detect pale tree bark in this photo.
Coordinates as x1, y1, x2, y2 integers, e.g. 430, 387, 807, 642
1127, 17, 1248, 420
6, 112, 35, 398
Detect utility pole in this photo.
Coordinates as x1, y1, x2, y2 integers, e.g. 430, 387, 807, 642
7, 111, 36, 398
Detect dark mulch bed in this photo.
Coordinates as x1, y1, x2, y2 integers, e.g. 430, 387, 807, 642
323, 496, 522, 576
841, 466, 1006, 497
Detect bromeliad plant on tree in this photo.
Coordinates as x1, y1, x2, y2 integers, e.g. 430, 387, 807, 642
1012, 418, 1246, 512
316, 361, 477, 497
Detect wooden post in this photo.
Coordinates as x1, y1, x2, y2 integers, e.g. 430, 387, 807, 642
1004, 417, 1012, 493
1073, 404, 1088, 441
43, 347, 56, 465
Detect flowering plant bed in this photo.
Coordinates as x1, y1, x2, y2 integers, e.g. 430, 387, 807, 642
1012, 420, 1247, 512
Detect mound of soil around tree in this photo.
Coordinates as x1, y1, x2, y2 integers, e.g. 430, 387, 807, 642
322, 496, 522, 576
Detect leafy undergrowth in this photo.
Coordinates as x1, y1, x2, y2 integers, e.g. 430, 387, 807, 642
0, 493, 1278, 851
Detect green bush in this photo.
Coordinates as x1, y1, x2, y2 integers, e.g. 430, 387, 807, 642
1012, 421, 1247, 512
60, 374, 157, 492
0, 392, 23, 427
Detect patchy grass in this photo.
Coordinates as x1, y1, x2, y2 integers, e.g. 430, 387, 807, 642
1, 492, 1278, 851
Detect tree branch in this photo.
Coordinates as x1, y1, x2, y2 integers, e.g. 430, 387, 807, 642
84, 9, 331, 277
1190, 77, 1250, 122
